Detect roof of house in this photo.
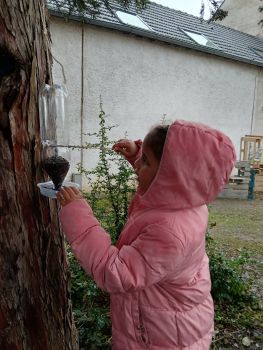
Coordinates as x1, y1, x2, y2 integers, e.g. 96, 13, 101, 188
48, 0, 263, 68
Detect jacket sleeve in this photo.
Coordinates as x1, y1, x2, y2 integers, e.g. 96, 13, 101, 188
59, 199, 184, 293
125, 139, 142, 168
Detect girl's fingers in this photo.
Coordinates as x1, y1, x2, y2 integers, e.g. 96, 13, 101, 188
113, 144, 129, 155
113, 139, 130, 149
68, 186, 82, 199
56, 187, 82, 207
64, 186, 76, 195
116, 138, 129, 144
114, 142, 127, 147
60, 187, 71, 201
56, 186, 84, 207
56, 192, 65, 204
71, 186, 81, 195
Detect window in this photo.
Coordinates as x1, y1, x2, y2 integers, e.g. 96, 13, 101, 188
115, 10, 152, 31
182, 30, 219, 49
251, 47, 263, 58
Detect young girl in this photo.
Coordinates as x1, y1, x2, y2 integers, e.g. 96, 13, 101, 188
57, 120, 236, 349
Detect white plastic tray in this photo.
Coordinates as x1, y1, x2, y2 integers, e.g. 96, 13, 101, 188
37, 181, 80, 199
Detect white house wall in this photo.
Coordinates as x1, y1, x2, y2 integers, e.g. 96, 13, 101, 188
50, 17, 262, 187
50, 19, 83, 178
220, 0, 263, 37
253, 71, 263, 133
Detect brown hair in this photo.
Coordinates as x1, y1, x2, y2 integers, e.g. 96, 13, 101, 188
144, 124, 170, 161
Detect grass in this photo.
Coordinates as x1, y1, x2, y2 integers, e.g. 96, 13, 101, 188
208, 199, 263, 349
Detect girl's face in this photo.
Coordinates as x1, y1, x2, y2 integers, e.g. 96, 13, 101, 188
134, 140, 160, 194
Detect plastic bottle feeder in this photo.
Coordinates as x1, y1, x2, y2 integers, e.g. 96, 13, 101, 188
37, 84, 79, 198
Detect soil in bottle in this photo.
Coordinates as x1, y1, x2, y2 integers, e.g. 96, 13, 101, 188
42, 156, 70, 190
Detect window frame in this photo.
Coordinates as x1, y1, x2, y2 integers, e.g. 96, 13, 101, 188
181, 29, 220, 50
250, 47, 263, 59
115, 10, 152, 31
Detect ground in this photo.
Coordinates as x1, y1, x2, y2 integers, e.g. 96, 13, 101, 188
208, 197, 263, 349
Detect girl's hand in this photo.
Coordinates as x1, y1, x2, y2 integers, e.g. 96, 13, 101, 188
112, 139, 138, 158
56, 186, 83, 207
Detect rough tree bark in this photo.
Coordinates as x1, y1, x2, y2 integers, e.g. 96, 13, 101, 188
0, 1, 77, 349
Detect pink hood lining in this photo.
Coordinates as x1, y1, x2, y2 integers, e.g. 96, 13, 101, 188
137, 120, 236, 210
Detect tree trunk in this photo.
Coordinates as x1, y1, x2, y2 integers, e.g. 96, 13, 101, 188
0, 1, 78, 349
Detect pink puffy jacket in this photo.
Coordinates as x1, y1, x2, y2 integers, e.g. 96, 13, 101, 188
59, 120, 236, 349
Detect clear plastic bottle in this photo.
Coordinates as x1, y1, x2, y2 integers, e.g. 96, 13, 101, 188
38, 84, 76, 196
39, 83, 69, 147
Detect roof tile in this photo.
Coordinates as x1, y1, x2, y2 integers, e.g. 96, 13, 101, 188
48, 0, 263, 67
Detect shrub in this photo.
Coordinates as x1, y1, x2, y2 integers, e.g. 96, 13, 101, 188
206, 233, 254, 304
67, 248, 111, 350
78, 102, 136, 242
68, 102, 136, 349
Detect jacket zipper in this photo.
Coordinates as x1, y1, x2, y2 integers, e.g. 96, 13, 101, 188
138, 306, 147, 344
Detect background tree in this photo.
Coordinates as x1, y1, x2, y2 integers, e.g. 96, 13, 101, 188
202, 0, 228, 21
259, 0, 263, 27
0, 0, 146, 349
51, 0, 227, 21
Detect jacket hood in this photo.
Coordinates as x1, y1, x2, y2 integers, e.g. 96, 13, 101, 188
139, 120, 236, 210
